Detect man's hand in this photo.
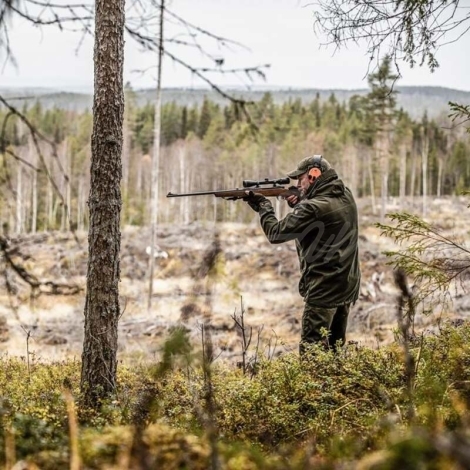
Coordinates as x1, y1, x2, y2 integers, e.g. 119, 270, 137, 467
285, 186, 300, 208
243, 191, 269, 212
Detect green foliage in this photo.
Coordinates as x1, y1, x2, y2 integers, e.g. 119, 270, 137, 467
377, 212, 470, 311
450, 141, 470, 191
449, 101, 470, 133
1, 323, 470, 467
198, 97, 214, 139
133, 103, 155, 153
365, 55, 399, 143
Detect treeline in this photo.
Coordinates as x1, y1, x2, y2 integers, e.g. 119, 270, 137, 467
1, 69, 469, 233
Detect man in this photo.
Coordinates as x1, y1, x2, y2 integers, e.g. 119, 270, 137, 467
244, 155, 360, 354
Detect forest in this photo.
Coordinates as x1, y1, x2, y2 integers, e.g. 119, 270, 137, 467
2, 63, 469, 233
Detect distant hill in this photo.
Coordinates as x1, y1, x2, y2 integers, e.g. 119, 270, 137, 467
1, 85, 469, 119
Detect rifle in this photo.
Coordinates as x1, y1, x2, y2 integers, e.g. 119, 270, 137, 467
166, 177, 300, 200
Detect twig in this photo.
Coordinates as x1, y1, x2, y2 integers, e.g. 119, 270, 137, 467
231, 296, 253, 375
63, 387, 81, 470
20, 325, 32, 382
200, 323, 221, 470
394, 268, 416, 421
330, 398, 372, 428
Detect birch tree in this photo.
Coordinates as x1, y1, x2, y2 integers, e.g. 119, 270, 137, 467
421, 120, 430, 217
148, 0, 164, 311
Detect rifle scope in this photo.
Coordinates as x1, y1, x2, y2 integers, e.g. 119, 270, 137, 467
243, 177, 290, 188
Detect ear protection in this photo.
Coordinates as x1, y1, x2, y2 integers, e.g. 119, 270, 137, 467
307, 155, 323, 182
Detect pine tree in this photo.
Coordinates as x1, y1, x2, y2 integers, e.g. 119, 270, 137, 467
80, 0, 125, 411
181, 106, 188, 139
198, 97, 212, 139
365, 55, 399, 220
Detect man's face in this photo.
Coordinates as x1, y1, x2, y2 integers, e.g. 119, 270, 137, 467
297, 172, 311, 197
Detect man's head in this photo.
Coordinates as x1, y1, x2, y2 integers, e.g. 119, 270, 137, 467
287, 155, 332, 196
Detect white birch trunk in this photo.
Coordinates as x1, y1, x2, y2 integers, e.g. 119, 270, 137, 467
213, 198, 217, 223
349, 145, 358, 197
60, 140, 71, 232
30, 139, 38, 234
178, 144, 190, 224
422, 134, 429, 217
46, 178, 53, 231
136, 157, 143, 206
66, 143, 72, 231
380, 169, 388, 223
148, 0, 165, 311
437, 158, 443, 197
368, 151, 376, 215
399, 144, 407, 207
410, 150, 417, 202
16, 164, 23, 234
378, 132, 390, 223
122, 99, 131, 210
77, 178, 83, 232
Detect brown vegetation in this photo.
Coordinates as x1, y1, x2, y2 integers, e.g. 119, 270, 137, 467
0, 196, 468, 363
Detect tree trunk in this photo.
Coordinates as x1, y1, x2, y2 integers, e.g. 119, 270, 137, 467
398, 143, 407, 207
30, 138, 38, 233
380, 168, 388, 222
16, 162, 23, 234
378, 133, 390, 223
367, 150, 376, 215
136, 157, 143, 206
122, 97, 131, 224
410, 150, 417, 202
422, 133, 429, 217
178, 143, 190, 224
80, 0, 125, 410
349, 144, 358, 197
46, 177, 53, 231
148, 0, 165, 311
77, 177, 84, 232
437, 157, 443, 197
61, 140, 70, 232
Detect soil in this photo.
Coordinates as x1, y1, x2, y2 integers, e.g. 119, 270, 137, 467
0, 196, 469, 363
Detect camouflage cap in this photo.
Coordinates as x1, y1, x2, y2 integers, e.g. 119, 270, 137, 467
287, 155, 331, 179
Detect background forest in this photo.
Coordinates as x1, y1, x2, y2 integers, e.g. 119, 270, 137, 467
2, 59, 469, 234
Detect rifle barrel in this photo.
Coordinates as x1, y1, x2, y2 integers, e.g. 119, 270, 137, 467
167, 186, 295, 199
167, 190, 229, 197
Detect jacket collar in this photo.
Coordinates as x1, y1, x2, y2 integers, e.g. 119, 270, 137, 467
306, 169, 339, 199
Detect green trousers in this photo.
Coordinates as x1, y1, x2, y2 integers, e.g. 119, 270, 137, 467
299, 302, 350, 354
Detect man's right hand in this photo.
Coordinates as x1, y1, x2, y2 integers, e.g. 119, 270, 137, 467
285, 186, 300, 208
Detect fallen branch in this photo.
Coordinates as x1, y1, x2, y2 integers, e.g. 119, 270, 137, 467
0, 235, 82, 296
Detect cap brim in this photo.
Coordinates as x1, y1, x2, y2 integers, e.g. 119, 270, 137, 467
286, 169, 304, 179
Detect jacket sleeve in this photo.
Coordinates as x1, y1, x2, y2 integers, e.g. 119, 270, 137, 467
258, 201, 317, 244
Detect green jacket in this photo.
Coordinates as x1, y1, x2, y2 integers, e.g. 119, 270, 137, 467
258, 169, 361, 307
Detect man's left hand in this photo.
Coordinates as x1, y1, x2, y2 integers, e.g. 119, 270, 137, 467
243, 191, 269, 212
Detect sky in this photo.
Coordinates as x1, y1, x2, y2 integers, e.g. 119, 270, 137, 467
2, 0, 470, 92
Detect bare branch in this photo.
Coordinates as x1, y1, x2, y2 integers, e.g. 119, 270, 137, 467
0, 235, 82, 296
312, 0, 470, 73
